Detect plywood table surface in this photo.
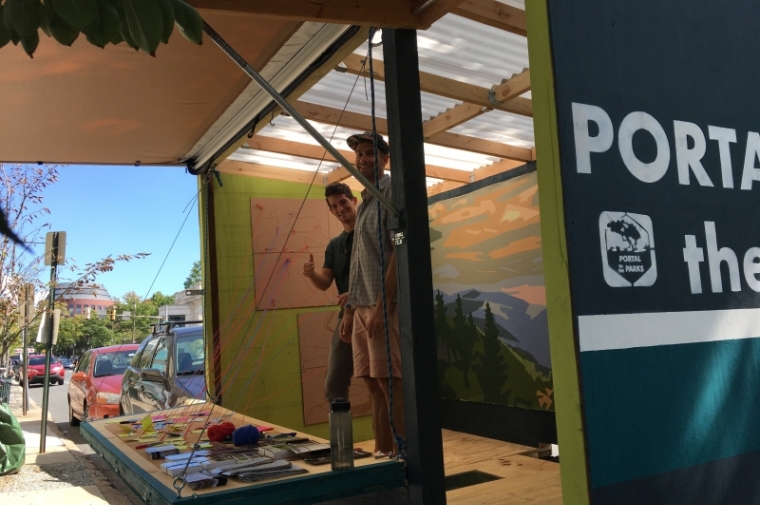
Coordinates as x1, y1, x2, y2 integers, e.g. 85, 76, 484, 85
81, 402, 405, 505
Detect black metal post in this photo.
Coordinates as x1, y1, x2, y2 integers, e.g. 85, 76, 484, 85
383, 29, 446, 505
40, 232, 58, 453
21, 325, 27, 416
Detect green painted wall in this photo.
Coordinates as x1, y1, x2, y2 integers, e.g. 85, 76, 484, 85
526, 0, 590, 503
200, 173, 373, 442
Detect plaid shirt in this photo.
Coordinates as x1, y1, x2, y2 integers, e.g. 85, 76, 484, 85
348, 174, 394, 307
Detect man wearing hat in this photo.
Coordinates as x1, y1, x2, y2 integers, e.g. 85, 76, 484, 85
340, 131, 405, 457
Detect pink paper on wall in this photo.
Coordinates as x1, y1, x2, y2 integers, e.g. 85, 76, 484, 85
298, 311, 371, 425
250, 198, 339, 255
251, 197, 345, 310
253, 252, 339, 310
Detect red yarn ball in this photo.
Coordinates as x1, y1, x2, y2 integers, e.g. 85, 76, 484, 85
207, 422, 236, 442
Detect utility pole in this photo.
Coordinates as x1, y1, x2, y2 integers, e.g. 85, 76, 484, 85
40, 231, 65, 453
20, 283, 33, 416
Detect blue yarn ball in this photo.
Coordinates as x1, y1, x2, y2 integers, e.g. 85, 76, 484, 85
232, 425, 260, 446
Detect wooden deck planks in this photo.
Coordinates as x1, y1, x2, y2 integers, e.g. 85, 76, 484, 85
442, 429, 562, 505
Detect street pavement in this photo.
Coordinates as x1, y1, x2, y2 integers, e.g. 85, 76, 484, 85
0, 372, 142, 505
27, 370, 88, 445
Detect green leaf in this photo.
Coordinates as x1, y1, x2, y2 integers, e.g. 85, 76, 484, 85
109, 26, 123, 45
170, 0, 201, 45
49, 12, 79, 46
39, 1, 52, 36
82, 0, 119, 48
5, 0, 42, 37
122, 0, 162, 55
155, 0, 173, 44
50, 0, 98, 30
118, 18, 138, 50
20, 28, 39, 56
0, 6, 11, 48
10, 27, 20, 45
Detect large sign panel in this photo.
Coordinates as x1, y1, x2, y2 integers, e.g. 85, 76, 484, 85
547, 1, 760, 503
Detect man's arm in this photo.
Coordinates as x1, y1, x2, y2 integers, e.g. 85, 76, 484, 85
368, 246, 397, 338
303, 253, 334, 291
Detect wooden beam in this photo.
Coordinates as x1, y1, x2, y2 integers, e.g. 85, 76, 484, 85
212, 28, 370, 165
218, 160, 325, 184
430, 131, 532, 160
491, 69, 531, 103
324, 161, 470, 184
415, 0, 466, 28
472, 158, 525, 181
292, 101, 532, 161
188, 0, 421, 28
341, 53, 532, 117
427, 180, 466, 197
452, 0, 527, 36
246, 136, 355, 163
219, 159, 367, 192
422, 103, 488, 138
248, 136, 471, 183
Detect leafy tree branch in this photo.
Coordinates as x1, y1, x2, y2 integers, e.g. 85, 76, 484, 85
0, 0, 203, 58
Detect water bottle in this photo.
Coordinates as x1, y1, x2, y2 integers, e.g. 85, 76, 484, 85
329, 397, 354, 470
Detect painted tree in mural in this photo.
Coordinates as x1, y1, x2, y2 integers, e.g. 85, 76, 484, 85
473, 302, 510, 404
434, 291, 452, 361
434, 291, 457, 399
433, 292, 555, 410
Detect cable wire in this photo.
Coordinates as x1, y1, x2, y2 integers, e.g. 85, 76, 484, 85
368, 27, 406, 457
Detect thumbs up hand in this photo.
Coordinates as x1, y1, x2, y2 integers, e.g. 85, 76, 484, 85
303, 253, 315, 277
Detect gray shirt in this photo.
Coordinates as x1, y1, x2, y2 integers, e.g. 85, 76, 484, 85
348, 174, 394, 307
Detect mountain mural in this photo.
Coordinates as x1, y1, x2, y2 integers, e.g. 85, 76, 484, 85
429, 170, 553, 411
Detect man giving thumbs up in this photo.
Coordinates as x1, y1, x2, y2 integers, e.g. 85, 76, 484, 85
303, 182, 358, 402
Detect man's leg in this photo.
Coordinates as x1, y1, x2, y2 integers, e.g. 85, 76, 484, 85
378, 377, 405, 453
324, 315, 353, 402
364, 376, 393, 454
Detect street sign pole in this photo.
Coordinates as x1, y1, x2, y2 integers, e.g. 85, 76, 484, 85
40, 231, 64, 453
21, 283, 33, 416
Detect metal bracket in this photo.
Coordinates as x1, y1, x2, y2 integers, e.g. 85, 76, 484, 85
488, 88, 502, 107
393, 232, 405, 246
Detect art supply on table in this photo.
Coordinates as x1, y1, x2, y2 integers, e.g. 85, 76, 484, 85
207, 421, 236, 443
329, 397, 353, 471
184, 471, 228, 490
146, 444, 180, 460
232, 425, 260, 446
235, 460, 307, 482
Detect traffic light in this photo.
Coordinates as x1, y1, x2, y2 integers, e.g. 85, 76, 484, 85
109, 306, 116, 321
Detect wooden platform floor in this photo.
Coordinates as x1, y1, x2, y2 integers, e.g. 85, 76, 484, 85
441, 429, 562, 505
357, 430, 562, 505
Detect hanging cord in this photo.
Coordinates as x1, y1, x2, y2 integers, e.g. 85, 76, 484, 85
174, 52, 376, 488
209, 55, 370, 415
368, 27, 406, 457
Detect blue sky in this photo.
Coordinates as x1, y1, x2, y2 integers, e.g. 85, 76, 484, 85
31, 165, 201, 301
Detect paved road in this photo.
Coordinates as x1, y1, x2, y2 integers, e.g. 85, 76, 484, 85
27, 369, 87, 444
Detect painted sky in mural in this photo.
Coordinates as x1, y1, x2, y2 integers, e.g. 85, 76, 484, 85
429, 171, 551, 371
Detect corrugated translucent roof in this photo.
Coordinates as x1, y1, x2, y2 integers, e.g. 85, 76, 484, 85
230, 3, 533, 182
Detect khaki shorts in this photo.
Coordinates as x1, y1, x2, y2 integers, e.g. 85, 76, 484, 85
351, 305, 402, 379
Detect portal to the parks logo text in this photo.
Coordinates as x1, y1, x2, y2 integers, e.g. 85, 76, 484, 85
599, 211, 657, 287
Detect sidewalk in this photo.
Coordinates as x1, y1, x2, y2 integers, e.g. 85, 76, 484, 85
0, 381, 137, 505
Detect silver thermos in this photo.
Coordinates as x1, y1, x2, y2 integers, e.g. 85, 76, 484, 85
329, 397, 354, 470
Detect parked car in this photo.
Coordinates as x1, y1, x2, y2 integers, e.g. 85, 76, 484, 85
120, 323, 206, 415
21, 354, 65, 386
68, 344, 140, 426
59, 357, 74, 370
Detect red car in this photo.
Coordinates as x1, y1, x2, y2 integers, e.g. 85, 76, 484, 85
22, 354, 65, 386
68, 344, 140, 425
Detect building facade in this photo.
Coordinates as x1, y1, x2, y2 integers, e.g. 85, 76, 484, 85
54, 282, 115, 318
